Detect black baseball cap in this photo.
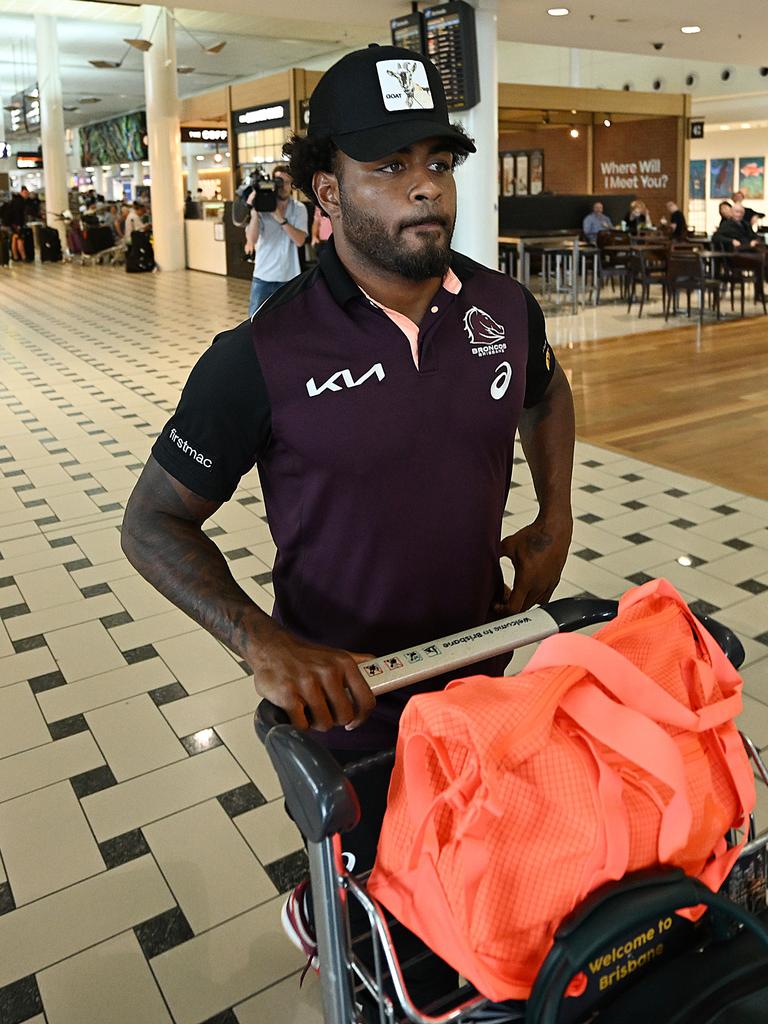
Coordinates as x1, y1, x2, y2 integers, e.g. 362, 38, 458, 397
308, 43, 476, 161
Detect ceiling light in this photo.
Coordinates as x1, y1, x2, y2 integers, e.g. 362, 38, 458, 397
547, 7, 570, 15
89, 59, 121, 69
676, 555, 693, 567
79, 97, 102, 104
195, 154, 205, 161
720, 125, 730, 130
681, 25, 701, 34
177, 66, 196, 74
569, 127, 579, 138
225, 151, 230, 158
213, 151, 223, 163
124, 37, 152, 51
62, 105, 79, 112
740, 122, 752, 129
205, 41, 227, 53
603, 117, 612, 127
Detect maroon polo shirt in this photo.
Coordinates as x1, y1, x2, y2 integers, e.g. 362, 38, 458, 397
152, 241, 556, 748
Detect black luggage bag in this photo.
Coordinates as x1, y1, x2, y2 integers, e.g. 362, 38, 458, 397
22, 226, 34, 262
0, 230, 9, 267
40, 226, 63, 262
82, 225, 114, 255
126, 231, 155, 273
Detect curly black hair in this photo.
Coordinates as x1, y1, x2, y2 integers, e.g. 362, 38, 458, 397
283, 122, 475, 207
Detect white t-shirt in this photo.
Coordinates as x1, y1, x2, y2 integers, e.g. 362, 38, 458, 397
253, 198, 308, 282
124, 210, 144, 243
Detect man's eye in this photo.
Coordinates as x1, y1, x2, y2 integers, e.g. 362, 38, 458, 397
377, 161, 403, 173
430, 160, 453, 173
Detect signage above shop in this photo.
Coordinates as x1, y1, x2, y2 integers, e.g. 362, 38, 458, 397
689, 120, 705, 140
181, 126, 229, 143
424, 1, 480, 111
232, 101, 291, 133
16, 151, 43, 169
599, 158, 670, 191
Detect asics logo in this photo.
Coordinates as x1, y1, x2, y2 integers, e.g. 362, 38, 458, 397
306, 362, 386, 397
490, 362, 513, 401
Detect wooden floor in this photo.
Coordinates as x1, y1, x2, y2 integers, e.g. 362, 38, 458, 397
556, 315, 768, 499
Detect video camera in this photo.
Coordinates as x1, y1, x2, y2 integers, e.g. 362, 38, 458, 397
232, 169, 278, 226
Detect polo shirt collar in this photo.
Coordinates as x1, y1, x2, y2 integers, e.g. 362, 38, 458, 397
317, 238, 477, 310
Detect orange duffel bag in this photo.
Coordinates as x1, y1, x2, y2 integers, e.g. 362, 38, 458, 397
367, 578, 755, 1002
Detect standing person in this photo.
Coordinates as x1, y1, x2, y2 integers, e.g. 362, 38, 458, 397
121, 42, 574, 1001
582, 201, 613, 243
661, 201, 687, 239
244, 165, 308, 316
123, 202, 146, 244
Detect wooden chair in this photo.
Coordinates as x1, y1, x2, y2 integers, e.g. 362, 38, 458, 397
626, 248, 667, 317
664, 253, 721, 322
595, 230, 631, 305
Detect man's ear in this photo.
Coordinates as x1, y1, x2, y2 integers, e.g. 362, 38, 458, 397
313, 170, 340, 220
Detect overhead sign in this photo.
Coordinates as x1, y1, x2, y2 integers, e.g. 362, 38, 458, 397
299, 99, 310, 131
181, 126, 228, 143
232, 101, 290, 133
16, 151, 43, 169
424, 1, 480, 111
391, 12, 425, 52
689, 120, 704, 140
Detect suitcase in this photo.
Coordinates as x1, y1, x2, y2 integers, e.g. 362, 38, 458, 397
67, 223, 83, 256
40, 226, 63, 263
0, 230, 9, 267
125, 231, 155, 273
82, 225, 114, 255
22, 226, 34, 262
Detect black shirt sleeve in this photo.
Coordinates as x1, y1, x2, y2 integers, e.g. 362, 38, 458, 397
151, 320, 271, 501
521, 285, 557, 407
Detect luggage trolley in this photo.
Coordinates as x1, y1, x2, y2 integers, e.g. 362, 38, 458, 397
255, 598, 768, 1024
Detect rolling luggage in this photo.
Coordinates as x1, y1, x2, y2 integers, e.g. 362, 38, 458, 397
22, 226, 34, 262
126, 231, 155, 273
40, 226, 62, 262
0, 230, 9, 266
82, 225, 113, 255
66, 223, 83, 256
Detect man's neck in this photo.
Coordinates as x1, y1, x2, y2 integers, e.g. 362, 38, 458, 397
333, 235, 443, 325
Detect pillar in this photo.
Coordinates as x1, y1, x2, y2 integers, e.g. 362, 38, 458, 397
185, 147, 199, 196
451, 0, 498, 269
34, 15, 69, 250
141, 4, 185, 270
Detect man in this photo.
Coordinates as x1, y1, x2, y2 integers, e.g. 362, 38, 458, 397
582, 201, 613, 243
732, 190, 764, 230
663, 201, 687, 239
123, 202, 147, 244
121, 43, 574, 990
713, 203, 761, 251
244, 164, 308, 316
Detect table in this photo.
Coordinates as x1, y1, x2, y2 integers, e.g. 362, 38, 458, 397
499, 234, 582, 313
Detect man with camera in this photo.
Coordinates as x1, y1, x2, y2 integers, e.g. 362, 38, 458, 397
244, 164, 308, 317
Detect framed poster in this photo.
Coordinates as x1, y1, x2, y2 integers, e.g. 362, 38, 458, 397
709, 158, 734, 198
501, 153, 515, 197
529, 150, 544, 195
738, 156, 765, 199
689, 159, 706, 200
515, 152, 529, 196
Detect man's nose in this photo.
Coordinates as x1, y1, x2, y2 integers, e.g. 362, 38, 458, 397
409, 169, 443, 202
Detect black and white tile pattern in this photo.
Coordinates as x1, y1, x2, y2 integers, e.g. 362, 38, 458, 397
0, 262, 766, 1023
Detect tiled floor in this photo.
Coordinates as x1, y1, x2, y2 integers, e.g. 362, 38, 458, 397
0, 261, 766, 1024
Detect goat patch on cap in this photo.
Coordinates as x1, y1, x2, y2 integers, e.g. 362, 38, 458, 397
376, 60, 435, 112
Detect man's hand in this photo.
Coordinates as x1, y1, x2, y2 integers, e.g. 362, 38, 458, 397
496, 517, 572, 615
272, 197, 289, 223
246, 630, 376, 732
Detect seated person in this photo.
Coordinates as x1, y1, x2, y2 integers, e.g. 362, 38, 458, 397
713, 204, 761, 251
124, 202, 148, 245
732, 190, 764, 230
660, 201, 687, 239
582, 201, 613, 243
626, 199, 652, 235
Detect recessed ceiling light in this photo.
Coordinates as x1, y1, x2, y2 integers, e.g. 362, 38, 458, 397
195, 154, 205, 161
569, 127, 579, 138
681, 25, 701, 34
740, 122, 752, 129
720, 125, 731, 130
547, 7, 570, 16
677, 555, 693, 567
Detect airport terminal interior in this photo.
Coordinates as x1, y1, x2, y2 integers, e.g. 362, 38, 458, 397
1, 2, 768, 1022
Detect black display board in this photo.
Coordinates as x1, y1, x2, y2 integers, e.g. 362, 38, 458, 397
424, 1, 480, 111
390, 12, 426, 53
231, 101, 291, 134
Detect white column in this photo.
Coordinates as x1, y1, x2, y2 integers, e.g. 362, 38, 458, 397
141, 4, 185, 270
451, 0, 498, 269
92, 166, 105, 196
34, 15, 69, 249
185, 147, 198, 195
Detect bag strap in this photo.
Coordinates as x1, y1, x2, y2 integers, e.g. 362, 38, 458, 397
560, 681, 693, 862
525, 632, 738, 733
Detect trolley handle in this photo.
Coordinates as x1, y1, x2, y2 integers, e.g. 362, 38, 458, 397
256, 597, 617, 733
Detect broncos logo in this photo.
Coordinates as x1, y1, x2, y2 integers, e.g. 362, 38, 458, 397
463, 306, 506, 345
